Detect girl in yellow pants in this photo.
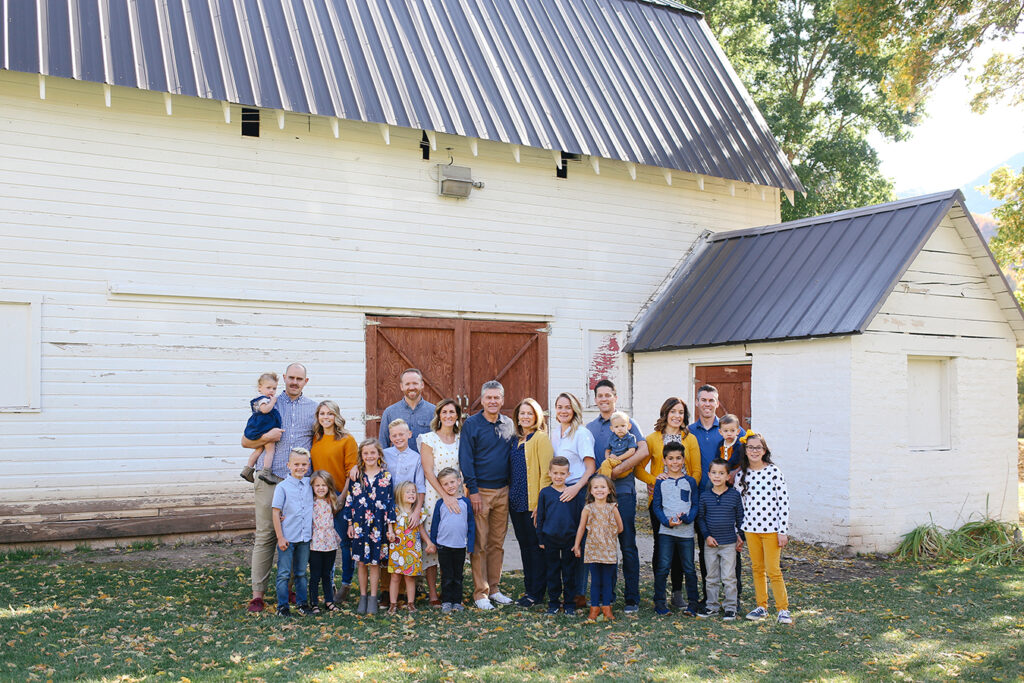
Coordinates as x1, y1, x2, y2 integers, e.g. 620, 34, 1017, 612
734, 433, 792, 624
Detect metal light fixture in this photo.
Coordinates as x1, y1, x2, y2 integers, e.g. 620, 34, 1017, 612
437, 163, 484, 198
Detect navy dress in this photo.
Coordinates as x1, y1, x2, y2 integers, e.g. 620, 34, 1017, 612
244, 396, 281, 440
343, 469, 395, 565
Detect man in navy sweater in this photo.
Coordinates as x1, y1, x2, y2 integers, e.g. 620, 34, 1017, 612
458, 380, 516, 610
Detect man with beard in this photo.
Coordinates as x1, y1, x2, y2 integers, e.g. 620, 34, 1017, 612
379, 368, 436, 448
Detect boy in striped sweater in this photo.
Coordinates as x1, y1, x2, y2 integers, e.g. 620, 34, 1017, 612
696, 458, 744, 620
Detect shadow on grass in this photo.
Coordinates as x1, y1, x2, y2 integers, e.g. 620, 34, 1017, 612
0, 558, 1021, 681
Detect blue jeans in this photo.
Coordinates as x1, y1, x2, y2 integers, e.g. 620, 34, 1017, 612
510, 510, 546, 602
333, 508, 354, 586
276, 541, 309, 608
654, 535, 698, 608
616, 491, 640, 606
588, 563, 616, 606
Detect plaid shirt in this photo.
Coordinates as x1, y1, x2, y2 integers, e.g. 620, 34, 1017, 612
260, 392, 316, 477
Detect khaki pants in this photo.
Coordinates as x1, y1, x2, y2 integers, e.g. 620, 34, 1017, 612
471, 487, 509, 601
251, 478, 277, 595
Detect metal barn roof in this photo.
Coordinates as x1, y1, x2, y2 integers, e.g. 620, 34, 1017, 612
0, 0, 802, 192
625, 190, 1024, 352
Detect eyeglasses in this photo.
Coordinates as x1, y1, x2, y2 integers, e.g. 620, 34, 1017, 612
746, 446, 765, 452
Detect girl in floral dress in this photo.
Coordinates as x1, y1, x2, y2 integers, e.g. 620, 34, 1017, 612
387, 481, 435, 614
343, 438, 394, 616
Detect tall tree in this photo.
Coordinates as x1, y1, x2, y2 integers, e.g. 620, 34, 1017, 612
985, 165, 1024, 306
692, 0, 917, 220
835, 0, 1024, 113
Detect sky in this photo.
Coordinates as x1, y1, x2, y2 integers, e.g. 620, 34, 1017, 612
871, 37, 1024, 200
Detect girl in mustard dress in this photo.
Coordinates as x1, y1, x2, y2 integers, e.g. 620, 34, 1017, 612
387, 481, 435, 614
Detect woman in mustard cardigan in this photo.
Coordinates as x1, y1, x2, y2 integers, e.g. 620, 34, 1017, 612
509, 397, 554, 607
634, 397, 701, 608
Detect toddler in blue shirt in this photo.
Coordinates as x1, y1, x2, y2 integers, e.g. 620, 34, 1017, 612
597, 410, 638, 478
430, 468, 475, 614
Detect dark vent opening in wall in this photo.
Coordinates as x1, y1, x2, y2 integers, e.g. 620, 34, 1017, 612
556, 151, 579, 179
241, 108, 260, 137
420, 131, 431, 160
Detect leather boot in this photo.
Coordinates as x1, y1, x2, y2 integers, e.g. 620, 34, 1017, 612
601, 605, 615, 621
587, 606, 601, 621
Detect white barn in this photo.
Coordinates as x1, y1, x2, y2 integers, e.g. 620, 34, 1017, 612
626, 192, 1024, 552
0, 0, 802, 545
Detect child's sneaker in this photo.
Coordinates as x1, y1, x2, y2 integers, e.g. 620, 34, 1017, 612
745, 606, 768, 621
654, 602, 670, 616
696, 606, 715, 618
240, 466, 255, 482
297, 603, 314, 616
452, 603, 465, 611
563, 606, 576, 617
777, 609, 793, 625
682, 605, 697, 617
545, 606, 560, 615
258, 468, 283, 485
276, 605, 290, 617
441, 602, 453, 614
723, 610, 737, 621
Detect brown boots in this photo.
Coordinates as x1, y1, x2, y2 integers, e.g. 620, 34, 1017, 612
586, 605, 615, 622
587, 606, 601, 621
601, 605, 615, 621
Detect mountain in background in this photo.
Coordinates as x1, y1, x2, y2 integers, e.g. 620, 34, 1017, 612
960, 151, 1024, 214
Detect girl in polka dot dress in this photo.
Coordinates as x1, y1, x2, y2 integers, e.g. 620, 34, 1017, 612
734, 433, 792, 625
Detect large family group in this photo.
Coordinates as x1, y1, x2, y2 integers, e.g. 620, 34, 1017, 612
239, 363, 792, 625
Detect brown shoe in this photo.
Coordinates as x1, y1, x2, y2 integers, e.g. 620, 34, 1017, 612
574, 594, 587, 610
240, 466, 255, 483
587, 607, 601, 621
387, 603, 398, 615
601, 605, 615, 621
339, 584, 351, 602
247, 597, 265, 613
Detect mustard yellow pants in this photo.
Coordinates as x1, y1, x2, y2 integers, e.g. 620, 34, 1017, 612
746, 532, 788, 611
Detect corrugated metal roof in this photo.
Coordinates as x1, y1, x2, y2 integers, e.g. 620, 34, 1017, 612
625, 190, 1017, 352
0, 0, 802, 192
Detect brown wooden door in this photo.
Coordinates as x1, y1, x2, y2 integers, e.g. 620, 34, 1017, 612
694, 364, 752, 429
366, 316, 548, 436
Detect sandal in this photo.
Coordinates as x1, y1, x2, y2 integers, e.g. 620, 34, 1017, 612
406, 604, 417, 613
430, 599, 442, 607
387, 603, 398, 615
324, 602, 339, 612
311, 604, 321, 615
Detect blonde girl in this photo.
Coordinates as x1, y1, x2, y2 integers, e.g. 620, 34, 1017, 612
342, 438, 394, 616
387, 480, 436, 614
735, 434, 791, 625
572, 475, 623, 622
240, 372, 282, 483
308, 470, 342, 613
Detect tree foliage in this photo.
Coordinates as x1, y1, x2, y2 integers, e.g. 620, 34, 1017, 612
692, 0, 916, 220
835, 0, 1024, 113
984, 165, 1024, 306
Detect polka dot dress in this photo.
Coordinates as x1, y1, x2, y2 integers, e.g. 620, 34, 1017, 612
735, 464, 789, 534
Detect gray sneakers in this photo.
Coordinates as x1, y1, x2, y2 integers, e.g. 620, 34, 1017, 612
356, 595, 368, 615
777, 609, 793, 625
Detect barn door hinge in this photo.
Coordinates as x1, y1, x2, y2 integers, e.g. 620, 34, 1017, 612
535, 324, 551, 334
364, 320, 381, 327
362, 413, 381, 422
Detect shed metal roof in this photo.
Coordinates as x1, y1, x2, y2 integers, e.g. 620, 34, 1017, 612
0, 0, 802, 192
625, 190, 1024, 352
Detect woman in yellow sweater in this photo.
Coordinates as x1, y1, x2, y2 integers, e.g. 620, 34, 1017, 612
634, 397, 701, 608
509, 397, 554, 606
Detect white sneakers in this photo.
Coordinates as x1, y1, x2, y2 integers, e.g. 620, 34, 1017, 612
489, 592, 514, 605
474, 597, 495, 610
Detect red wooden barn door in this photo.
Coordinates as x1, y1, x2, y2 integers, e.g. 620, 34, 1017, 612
464, 320, 548, 417
694, 364, 752, 429
366, 317, 548, 435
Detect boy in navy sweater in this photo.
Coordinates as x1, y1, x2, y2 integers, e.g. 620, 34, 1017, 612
430, 468, 476, 614
534, 456, 581, 615
696, 458, 744, 620
651, 442, 699, 616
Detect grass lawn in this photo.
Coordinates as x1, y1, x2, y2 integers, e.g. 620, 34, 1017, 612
2, 540, 1022, 682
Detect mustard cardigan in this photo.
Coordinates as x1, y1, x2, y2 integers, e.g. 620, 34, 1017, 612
634, 430, 702, 488
523, 430, 555, 511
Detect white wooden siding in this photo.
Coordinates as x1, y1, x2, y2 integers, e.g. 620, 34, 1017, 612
0, 70, 779, 534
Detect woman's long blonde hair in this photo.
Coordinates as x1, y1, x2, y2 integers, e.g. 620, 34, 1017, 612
555, 392, 584, 437
513, 397, 547, 438
313, 400, 349, 442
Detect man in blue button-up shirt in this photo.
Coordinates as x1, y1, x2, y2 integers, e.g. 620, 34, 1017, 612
243, 362, 317, 614
378, 369, 436, 448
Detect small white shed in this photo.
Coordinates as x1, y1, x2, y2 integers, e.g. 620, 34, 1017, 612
626, 191, 1024, 552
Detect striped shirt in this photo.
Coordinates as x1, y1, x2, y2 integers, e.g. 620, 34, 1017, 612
259, 392, 316, 477
696, 486, 744, 546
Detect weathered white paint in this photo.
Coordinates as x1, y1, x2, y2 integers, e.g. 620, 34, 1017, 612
631, 210, 1021, 553
0, 70, 780, 534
